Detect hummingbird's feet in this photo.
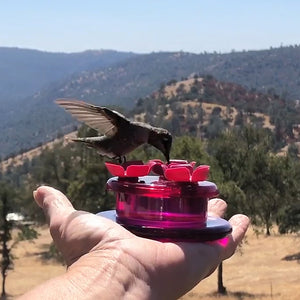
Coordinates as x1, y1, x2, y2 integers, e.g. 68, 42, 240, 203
117, 156, 126, 164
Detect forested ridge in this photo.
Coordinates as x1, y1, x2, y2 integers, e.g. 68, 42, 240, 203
2, 45, 300, 159
133, 75, 300, 152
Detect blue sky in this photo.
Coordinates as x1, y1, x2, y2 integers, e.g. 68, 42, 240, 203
1, 1, 299, 54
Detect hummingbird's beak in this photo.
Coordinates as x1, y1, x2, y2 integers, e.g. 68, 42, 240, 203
165, 151, 170, 164
164, 137, 172, 164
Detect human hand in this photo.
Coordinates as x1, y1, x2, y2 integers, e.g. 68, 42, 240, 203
28, 186, 249, 300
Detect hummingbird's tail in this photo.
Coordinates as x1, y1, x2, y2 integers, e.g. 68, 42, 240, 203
71, 137, 86, 142
71, 137, 96, 147
70, 136, 117, 160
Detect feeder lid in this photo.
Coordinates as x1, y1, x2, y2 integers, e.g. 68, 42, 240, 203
105, 159, 210, 182
107, 175, 218, 198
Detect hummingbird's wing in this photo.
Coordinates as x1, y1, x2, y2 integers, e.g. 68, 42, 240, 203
56, 99, 130, 137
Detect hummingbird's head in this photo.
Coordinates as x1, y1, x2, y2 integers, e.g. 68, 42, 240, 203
148, 128, 172, 163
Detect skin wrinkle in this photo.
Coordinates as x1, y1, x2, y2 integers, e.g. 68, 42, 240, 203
107, 238, 151, 281
116, 251, 150, 299
68, 252, 124, 298
67, 228, 152, 299
64, 270, 88, 298
98, 237, 158, 299
56, 211, 116, 265
96, 224, 133, 246
92, 247, 149, 299
51, 212, 85, 266
121, 238, 163, 284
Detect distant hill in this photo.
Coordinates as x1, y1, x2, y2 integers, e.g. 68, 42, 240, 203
0, 47, 137, 104
132, 75, 300, 150
2, 45, 300, 159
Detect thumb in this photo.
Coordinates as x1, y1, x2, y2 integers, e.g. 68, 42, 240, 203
33, 185, 75, 225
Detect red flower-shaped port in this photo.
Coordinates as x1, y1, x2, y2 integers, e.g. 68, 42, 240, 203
105, 160, 151, 177
105, 159, 210, 182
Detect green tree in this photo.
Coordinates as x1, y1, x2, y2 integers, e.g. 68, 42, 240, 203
206, 115, 226, 139
0, 181, 12, 299
171, 136, 210, 163
67, 161, 114, 213
277, 202, 300, 234
208, 126, 297, 235
0, 181, 37, 298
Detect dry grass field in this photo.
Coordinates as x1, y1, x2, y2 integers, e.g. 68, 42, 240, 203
6, 225, 300, 299
182, 228, 300, 300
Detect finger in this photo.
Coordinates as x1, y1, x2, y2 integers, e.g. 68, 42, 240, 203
220, 214, 250, 260
207, 198, 227, 218
33, 185, 75, 226
229, 214, 250, 248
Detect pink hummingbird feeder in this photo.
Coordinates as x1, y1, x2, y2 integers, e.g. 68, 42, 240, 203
98, 159, 232, 242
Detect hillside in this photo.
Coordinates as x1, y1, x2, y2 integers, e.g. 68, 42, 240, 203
2, 45, 300, 158
0, 47, 137, 104
0, 131, 76, 173
132, 76, 299, 151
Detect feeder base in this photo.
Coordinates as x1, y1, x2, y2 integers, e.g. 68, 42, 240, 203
97, 210, 232, 242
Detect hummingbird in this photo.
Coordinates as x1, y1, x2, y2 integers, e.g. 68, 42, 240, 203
56, 99, 172, 163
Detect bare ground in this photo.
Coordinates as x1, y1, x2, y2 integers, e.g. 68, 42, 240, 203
6, 226, 300, 299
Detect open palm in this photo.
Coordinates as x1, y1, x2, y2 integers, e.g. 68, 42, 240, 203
32, 186, 249, 300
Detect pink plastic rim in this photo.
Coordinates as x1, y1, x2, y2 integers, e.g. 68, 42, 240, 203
105, 159, 210, 182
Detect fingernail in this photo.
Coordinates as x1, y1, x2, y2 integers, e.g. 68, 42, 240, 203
33, 188, 44, 208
